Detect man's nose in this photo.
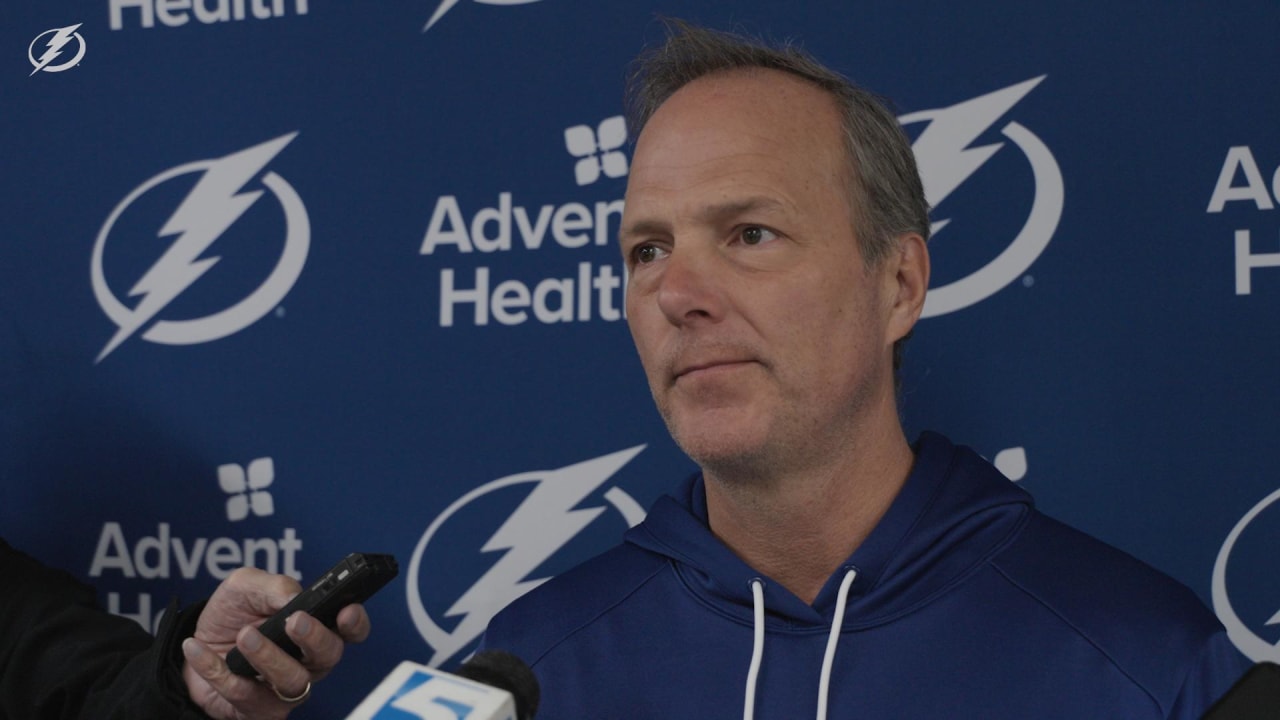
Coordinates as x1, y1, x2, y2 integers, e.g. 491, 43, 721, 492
654, 244, 725, 327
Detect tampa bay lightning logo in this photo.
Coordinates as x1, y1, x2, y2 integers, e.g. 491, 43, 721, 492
91, 133, 309, 362
901, 76, 1064, 318
406, 446, 647, 667
29, 24, 86, 76
1213, 486, 1280, 662
423, 0, 542, 32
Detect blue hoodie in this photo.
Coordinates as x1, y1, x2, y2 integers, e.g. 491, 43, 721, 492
482, 433, 1250, 718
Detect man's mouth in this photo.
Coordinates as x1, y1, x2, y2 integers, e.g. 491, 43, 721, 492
673, 358, 756, 381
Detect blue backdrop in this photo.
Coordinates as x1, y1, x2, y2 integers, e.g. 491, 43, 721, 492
4, 1, 1279, 716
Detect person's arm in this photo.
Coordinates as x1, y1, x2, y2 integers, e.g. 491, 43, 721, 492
0, 538, 203, 718
0, 539, 369, 720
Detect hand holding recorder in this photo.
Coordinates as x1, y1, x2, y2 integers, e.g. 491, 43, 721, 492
180, 553, 397, 720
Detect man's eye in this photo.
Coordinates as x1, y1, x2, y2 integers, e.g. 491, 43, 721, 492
740, 226, 777, 246
634, 244, 660, 264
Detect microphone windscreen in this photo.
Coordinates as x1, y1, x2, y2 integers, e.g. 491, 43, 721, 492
1202, 662, 1280, 720
457, 650, 541, 720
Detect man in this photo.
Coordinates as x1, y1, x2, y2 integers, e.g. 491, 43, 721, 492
1, 537, 368, 719
481, 21, 1251, 719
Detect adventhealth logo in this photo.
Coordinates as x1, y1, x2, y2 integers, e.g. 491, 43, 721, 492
89, 457, 302, 632
419, 116, 629, 329
423, 0, 541, 32
109, 0, 309, 30
1206, 146, 1280, 294
902, 76, 1064, 318
91, 133, 310, 362
566, 116, 628, 186
220, 457, 276, 521
407, 447, 647, 667
29, 24, 86, 76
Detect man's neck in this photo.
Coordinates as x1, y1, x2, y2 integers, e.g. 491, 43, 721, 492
703, 423, 915, 606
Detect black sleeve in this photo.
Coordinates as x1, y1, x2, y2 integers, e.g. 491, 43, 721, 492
0, 538, 213, 720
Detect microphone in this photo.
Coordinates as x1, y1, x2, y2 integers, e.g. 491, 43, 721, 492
345, 650, 540, 720
1201, 662, 1280, 720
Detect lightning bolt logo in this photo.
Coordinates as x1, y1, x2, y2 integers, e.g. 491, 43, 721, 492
900, 77, 1064, 318
407, 446, 647, 666
28, 24, 87, 76
423, 0, 542, 32
1213, 485, 1280, 663
91, 133, 311, 362
907, 76, 1045, 235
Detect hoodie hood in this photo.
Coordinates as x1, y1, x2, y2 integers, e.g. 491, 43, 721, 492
623, 431, 1033, 631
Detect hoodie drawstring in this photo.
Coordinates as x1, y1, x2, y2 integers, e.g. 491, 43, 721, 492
743, 578, 766, 720
816, 568, 858, 720
743, 568, 859, 720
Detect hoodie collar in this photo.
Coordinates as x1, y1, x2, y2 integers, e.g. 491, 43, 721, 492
624, 432, 1033, 629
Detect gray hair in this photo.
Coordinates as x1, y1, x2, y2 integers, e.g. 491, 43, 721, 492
625, 18, 931, 373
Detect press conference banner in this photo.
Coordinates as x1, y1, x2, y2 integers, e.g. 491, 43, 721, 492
3, 2, 1278, 716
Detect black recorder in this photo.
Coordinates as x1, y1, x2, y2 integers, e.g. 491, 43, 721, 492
227, 552, 399, 677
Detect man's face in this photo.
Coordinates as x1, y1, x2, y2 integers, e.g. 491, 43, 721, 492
620, 69, 905, 476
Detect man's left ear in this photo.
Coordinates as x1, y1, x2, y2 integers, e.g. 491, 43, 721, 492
885, 233, 930, 342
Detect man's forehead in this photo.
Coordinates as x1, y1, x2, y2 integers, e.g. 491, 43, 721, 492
659, 66, 827, 108
625, 75, 845, 199
630, 69, 844, 172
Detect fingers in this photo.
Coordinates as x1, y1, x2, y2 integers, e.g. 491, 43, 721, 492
181, 636, 225, 687
279, 605, 369, 680
182, 596, 373, 719
183, 574, 372, 720
182, 623, 324, 719
198, 568, 303, 645
227, 609, 350, 688
336, 604, 372, 644
224, 567, 304, 617
234, 623, 314, 696
182, 636, 280, 719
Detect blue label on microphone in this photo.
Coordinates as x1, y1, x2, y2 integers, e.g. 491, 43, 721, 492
369, 669, 481, 719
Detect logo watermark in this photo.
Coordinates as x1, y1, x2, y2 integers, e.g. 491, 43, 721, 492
29, 24, 86, 75
91, 133, 310, 361
903, 76, 1064, 318
219, 457, 276, 521
423, 0, 541, 32
565, 116, 628, 186
407, 446, 647, 666
1212, 486, 1280, 662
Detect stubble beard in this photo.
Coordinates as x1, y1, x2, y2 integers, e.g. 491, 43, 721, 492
656, 364, 885, 496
